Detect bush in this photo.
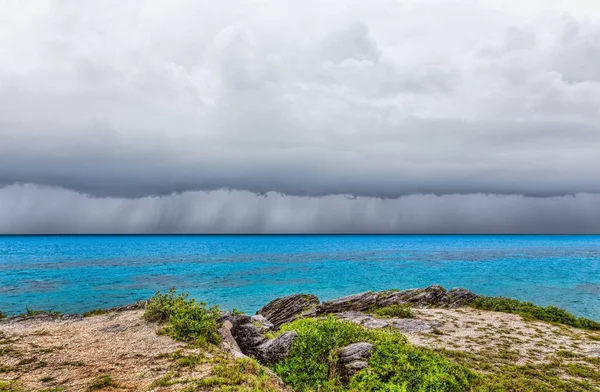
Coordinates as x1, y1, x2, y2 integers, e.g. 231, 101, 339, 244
0, 311, 6, 319
372, 304, 414, 319
470, 297, 600, 331
144, 287, 220, 347
273, 317, 476, 391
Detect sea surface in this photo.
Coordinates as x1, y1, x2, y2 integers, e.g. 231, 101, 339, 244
0, 235, 599, 320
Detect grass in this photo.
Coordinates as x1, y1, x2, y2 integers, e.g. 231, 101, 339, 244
24, 307, 60, 318
470, 296, 600, 331
371, 304, 414, 319
273, 316, 477, 391
86, 375, 119, 391
144, 287, 220, 347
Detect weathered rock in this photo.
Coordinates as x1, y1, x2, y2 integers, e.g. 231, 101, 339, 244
334, 311, 433, 333
377, 285, 478, 309
447, 287, 479, 308
396, 284, 448, 307
316, 292, 379, 315
221, 314, 267, 354
335, 312, 390, 329
388, 319, 433, 333
251, 314, 275, 332
218, 320, 244, 358
255, 331, 298, 365
337, 342, 373, 379
257, 294, 320, 328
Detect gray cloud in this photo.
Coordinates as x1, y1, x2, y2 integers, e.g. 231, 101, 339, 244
1, 1, 600, 232
2, 185, 600, 234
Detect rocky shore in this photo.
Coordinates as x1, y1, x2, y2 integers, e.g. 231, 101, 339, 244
1, 285, 599, 391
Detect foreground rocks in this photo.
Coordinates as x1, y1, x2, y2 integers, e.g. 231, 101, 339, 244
255, 285, 478, 330
219, 285, 476, 366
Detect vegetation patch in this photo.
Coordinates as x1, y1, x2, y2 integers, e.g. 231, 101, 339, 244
371, 304, 414, 319
144, 287, 220, 347
86, 375, 119, 391
273, 316, 477, 391
470, 296, 600, 331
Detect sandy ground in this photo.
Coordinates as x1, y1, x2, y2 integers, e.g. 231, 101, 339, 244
1, 310, 186, 391
1, 307, 599, 391
408, 307, 600, 364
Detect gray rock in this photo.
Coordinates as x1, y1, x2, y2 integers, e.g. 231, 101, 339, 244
222, 314, 267, 354
339, 342, 373, 363
257, 294, 319, 328
251, 314, 275, 332
316, 292, 379, 314
447, 287, 479, 308
255, 331, 298, 365
337, 342, 373, 379
389, 318, 433, 333
218, 320, 243, 357
335, 312, 390, 329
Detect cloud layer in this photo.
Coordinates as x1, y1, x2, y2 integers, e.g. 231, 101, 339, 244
2, 185, 600, 234
1, 1, 600, 232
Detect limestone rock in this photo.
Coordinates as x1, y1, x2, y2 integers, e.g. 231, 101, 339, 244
257, 294, 319, 327
337, 342, 373, 379
316, 292, 379, 315
255, 331, 298, 365
447, 287, 479, 308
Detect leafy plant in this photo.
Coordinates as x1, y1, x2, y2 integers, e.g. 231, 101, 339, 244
372, 304, 414, 319
273, 316, 476, 391
470, 297, 600, 331
144, 287, 220, 347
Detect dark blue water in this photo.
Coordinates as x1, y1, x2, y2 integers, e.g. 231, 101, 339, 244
0, 235, 599, 320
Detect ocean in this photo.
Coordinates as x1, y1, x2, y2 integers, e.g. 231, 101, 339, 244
0, 235, 599, 320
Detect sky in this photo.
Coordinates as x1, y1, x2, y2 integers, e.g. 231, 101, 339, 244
1, 0, 600, 233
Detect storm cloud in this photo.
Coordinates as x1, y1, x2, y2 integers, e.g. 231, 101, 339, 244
1, 0, 600, 232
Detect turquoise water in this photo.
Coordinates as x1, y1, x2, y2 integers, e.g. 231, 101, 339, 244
0, 235, 599, 320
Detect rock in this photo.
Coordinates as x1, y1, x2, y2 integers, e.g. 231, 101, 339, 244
218, 320, 242, 353
396, 284, 448, 307
388, 319, 433, 333
335, 312, 390, 329
222, 314, 267, 354
251, 314, 275, 332
316, 292, 379, 315
339, 342, 373, 362
255, 331, 298, 365
447, 288, 479, 308
257, 294, 320, 328
336, 342, 373, 379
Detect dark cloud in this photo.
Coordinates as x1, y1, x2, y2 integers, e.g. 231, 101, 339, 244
1, 185, 600, 234
1, 1, 600, 232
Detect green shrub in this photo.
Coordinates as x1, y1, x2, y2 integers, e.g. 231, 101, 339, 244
273, 316, 476, 391
144, 287, 220, 347
0, 311, 6, 319
372, 304, 414, 319
470, 297, 600, 331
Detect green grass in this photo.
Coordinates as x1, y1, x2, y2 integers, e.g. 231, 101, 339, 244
372, 304, 414, 319
470, 297, 600, 331
24, 307, 60, 317
144, 287, 220, 347
86, 375, 118, 391
0, 381, 23, 392
273, 316, 477, 391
